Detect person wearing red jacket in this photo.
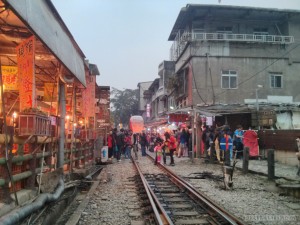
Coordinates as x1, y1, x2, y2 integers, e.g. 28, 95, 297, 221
164, 132, 176, 166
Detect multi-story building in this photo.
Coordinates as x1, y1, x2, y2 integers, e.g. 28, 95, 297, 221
168, 4, 300, 130
165, 4, 300, 164
141, 61, 175, 128
137, 81, 153, 120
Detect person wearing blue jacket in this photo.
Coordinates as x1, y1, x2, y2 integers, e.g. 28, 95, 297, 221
220, 132, 233, 166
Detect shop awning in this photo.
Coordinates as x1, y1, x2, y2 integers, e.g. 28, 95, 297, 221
6, 0, 86, 86
168, 106, 222, 117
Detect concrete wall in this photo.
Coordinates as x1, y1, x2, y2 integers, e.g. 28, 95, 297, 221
138, 81, 152, 111
261, 149, 298, 166
275, 150, 299, 166
188, 55, 300, 106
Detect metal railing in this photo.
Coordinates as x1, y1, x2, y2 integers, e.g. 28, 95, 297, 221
170, 32, 295, 61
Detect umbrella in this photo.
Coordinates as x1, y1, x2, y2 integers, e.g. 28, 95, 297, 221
168, 124, 178, 130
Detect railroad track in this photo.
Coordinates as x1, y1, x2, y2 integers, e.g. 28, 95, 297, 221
132, 154, 245, 225
19, 155, 245, 225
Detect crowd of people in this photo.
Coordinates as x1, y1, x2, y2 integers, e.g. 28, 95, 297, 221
201, 124, 245, 166
105, 126, 194, 166
104, 124, 250, 167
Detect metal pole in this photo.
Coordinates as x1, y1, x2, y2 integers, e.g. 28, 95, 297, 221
256, 88, 260, 129
191, 108, 195, 163
58, 80, 66, 168
70, 86, 76, 171
255, 88, 259, 112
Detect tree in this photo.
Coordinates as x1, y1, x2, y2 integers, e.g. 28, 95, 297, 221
110, 88, 139, 128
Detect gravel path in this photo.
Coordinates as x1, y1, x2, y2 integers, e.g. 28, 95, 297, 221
166, 156, 300, 225
77, 151, 300, 225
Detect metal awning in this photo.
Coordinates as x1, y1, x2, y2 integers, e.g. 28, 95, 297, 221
5, 0, 86, 86
168, 106, 222, 117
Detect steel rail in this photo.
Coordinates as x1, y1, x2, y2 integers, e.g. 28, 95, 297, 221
146, 154, 245, 225
132, 157, 174, 225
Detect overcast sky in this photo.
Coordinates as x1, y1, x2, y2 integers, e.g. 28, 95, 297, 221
51, 0, 300, 90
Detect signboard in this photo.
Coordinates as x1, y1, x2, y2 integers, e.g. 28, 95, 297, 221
44, 83, 57, 102
169, 114, 189, 122
146, 104, 150, 118
1, 66, 18, 90
17, 36, 36, 110
99, 123, 111, 127
82, 75, 95, 117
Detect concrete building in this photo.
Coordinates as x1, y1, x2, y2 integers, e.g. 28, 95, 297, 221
137, 81, 153, 118
167, 4, 300, 164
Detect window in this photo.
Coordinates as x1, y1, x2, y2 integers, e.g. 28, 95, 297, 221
253, 28, 268, 35
270, 73, 282, 88
221, 70, 237, 89
177, 68, 188, 96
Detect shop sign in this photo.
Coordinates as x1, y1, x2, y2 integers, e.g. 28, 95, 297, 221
44, 83, 57, 102
169, 114, 189, 122
1, 66, 18, 90
50, 116, 57, 126
17, 36, 36, 110
82, 74, 95, 117
99, 123, 110, 127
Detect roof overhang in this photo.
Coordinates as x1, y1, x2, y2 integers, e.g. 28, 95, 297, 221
168, 4, 300, 41
6, 0, 86, 86
167, 104, 256, 117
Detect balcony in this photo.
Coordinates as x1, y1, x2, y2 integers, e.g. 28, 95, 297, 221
151, 86, 165, 102
170, 32, 294, 61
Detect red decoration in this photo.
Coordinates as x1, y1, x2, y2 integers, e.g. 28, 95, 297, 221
243, 130, 259, 157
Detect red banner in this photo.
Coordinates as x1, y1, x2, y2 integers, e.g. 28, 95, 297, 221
17, 36, 36, 110
81, 75, 95, 118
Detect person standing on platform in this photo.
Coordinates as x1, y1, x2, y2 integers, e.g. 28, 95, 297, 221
220, 131, 233, 166
233, 125, 244, 159
112, 128, 118, 159
164, 132, 176, 166
107, 131, 113, 160
132, 133, 138, 160
214, 129, 221, 163
154, 141, 163, 164
116, 128, 125, 162
124, 130, 132, 159
140, 131, 148, 156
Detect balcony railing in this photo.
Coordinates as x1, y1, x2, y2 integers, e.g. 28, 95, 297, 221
170, 32, 295, 61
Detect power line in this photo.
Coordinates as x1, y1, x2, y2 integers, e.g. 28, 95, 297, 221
214, 43, 300, 98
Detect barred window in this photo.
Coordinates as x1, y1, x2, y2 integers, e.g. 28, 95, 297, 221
270, 73, 282, 88
221, 70, 237, 89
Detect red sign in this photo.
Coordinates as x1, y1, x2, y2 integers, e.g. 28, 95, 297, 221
17, 36, 36, 110
169, 114, 189, 122
82, 75, 95, 117
1, 66, 18, 90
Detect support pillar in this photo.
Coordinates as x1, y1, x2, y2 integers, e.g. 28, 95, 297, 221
243, 147, 249, 174
268, 149, 275, 180
57, 81, 66, 169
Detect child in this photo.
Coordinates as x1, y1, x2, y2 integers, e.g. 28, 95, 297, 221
154, 141, 163, 164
